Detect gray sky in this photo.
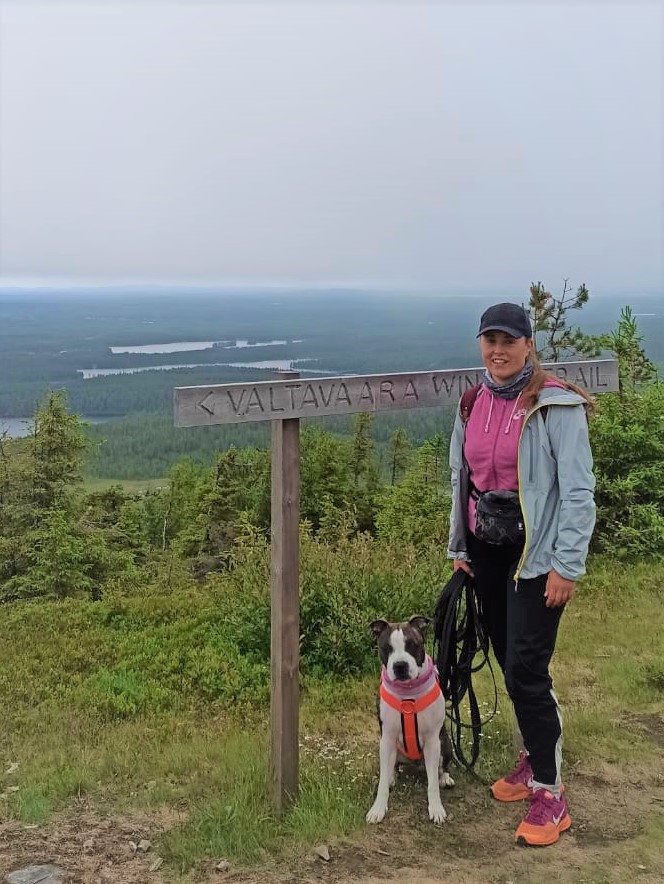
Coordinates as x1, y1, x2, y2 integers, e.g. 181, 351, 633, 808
0, 1, 662, 293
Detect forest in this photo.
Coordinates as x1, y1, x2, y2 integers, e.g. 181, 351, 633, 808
1, 285, 661, 480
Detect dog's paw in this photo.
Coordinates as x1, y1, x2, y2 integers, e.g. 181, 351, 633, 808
428, 801, 447, 824
366, 802, 388, 824
439, 771, 455, 788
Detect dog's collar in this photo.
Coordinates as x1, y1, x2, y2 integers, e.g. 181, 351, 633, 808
381, 654, 437, 697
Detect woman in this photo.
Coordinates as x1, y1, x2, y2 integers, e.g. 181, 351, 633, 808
447, 302, 596, 847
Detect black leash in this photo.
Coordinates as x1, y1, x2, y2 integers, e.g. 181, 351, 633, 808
432, 568, 497, 771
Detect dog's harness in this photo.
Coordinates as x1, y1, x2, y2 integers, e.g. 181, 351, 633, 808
380, 680, 442, 761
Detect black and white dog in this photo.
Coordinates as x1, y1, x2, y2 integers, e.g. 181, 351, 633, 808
366, 615, 454, 824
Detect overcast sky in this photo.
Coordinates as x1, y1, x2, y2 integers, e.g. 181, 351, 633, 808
0, 1, 662, 293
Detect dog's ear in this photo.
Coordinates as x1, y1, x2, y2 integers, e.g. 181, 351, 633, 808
408, 615, 430, 637
370, 619, 389, 642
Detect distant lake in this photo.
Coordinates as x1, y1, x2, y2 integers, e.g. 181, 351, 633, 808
110, 341, 218, 354
110, 339, 290, 354
78, 359, 297, 381
0, 416, 110, 438
78, 359, 311, 379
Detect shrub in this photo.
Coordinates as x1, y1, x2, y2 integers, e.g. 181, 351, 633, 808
591, 383, 664, 559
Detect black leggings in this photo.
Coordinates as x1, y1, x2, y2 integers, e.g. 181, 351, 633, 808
468, 533, 565, 788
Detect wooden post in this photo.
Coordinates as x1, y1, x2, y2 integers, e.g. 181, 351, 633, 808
270, 371, 300, 812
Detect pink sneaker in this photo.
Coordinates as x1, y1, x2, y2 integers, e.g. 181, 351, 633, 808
490, 751, 533, 802
515, 789, 572, 846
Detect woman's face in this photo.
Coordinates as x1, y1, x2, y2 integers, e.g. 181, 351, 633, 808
480, 331, 533, 383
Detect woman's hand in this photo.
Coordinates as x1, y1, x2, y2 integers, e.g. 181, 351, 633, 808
453, 559, 475, 577
545, 569, 576, 607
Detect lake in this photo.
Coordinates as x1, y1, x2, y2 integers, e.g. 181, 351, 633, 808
109, 339, 290, 354
78, 358, 325, 378
0, 416, 110, 438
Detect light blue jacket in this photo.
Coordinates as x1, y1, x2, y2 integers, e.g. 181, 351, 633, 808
447, 386, 596, 581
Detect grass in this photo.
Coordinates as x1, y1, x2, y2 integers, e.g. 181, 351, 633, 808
0, 555, 663, 877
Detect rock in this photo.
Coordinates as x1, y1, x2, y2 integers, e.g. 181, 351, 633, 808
137, 839, 152, 853
6, 866, 69, 884
214, 860, 231, 873
314, 844, 330, 862
149, 857, 163, 872
82, 839, 95, 855
5, 762, 19, 775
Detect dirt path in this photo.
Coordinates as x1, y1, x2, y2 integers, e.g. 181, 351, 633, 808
2, 754, 663, 884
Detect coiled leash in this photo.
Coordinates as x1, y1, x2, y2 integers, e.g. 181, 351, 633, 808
432, 568, 497, 771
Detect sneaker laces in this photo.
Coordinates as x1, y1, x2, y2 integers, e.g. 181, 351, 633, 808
524, 790, 556, 825
505, 751, 531, 784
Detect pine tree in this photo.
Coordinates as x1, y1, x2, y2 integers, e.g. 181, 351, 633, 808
596, 305, 659, 397
349, 413, 382, 532
528, 279, 599, 361
300, 427, 351, 530
31, 391, 90, 510
388, 427, 412, 485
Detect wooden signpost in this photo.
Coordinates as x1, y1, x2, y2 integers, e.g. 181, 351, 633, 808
174, 358, 619, 812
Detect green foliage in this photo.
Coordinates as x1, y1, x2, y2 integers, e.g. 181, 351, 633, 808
0, 392, 140, 601
590, 382, 664, 559
529, 279, 600, 360
172, 447, 270, 560
80, 667, 175, 718
595, 305, 659, 395
0, 532, 448, 728
29, 509, 95, 599
387, 426, 412, 485
349, 413, 381, 532
300, 426, 352, 531
375, 435, 450, 545
298, 531, 449, 676
141, 457, 205, 551
31, 391, 91, 507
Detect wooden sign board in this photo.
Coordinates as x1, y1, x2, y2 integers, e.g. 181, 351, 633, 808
174, 359, 619, 427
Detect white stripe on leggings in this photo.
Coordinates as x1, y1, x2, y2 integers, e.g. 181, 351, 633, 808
531, 687, 563, 794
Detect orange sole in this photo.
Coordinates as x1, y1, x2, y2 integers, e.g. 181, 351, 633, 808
491, 782, 566, 803
516, 814, 572, 847
490, 783, 532, 802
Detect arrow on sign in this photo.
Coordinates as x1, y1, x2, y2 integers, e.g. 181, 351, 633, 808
197, 392, 216, 415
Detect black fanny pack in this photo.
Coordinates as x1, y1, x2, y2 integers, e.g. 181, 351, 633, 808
472, 489, 525, 546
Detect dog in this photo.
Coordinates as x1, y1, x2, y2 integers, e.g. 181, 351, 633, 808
366, 615, 454, 825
